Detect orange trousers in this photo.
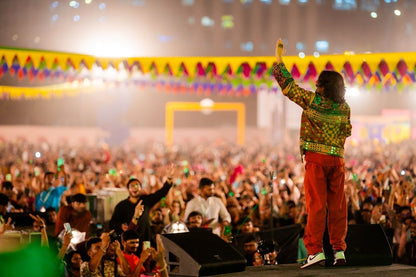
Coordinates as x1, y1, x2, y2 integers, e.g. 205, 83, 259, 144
303, 151, 347, 255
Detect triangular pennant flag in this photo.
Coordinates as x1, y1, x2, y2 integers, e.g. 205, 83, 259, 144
182, 58, 199, 78
155, 58, 170, 75
81, 56, 95, 70
138, 58, 154, 74
244, 57, 258, 73
14, 52, 29, 68
42, 53, 57, 69
215, 59, 229, 76
97, 58, 110, 70
264, 57, 276, 73
28, 52, 44, 69
167, 58, 182, 77
312, 58, 327, 74
198, 57, 210, 72
282, 56, 297, 76
294, 57, 312, 76
2, 49, 17, 68
112, 58, 125, 70
329, 55, 348, 72
69, 55, 84, 70
361, 54, 381, 73
56, 54, 69, 70
228, 58, 242, 75
385, 58, 401, 74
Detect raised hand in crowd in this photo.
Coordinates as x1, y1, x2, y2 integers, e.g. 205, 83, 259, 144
112, 239, 130, 276
0, 217, 13, 234
131, 241, 153, 277
150, 234, 169, 277
57, 230, 73, 260
29, 213, 48, 247
131, 200, 145, 226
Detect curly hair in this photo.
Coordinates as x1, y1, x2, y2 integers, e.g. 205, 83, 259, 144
317, 70, 346, 104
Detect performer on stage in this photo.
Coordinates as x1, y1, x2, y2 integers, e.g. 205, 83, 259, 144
272, 38, 352, 268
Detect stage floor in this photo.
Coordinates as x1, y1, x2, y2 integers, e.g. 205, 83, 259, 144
208, 264, 416, 277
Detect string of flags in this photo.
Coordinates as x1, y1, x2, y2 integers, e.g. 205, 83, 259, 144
0, 46, 415, 99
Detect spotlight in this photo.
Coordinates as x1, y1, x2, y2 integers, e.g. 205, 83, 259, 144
162, 221, 189, 234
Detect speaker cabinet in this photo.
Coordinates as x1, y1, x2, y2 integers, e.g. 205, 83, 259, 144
323, 224, 393, 266
161, 232, 246, 276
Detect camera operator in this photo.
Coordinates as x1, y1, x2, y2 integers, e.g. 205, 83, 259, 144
241, 234, 259, 266
80, 230, 129, 277
254, 240, 280, 266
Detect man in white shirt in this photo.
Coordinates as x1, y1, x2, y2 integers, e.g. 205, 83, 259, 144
183, 177, 231, 236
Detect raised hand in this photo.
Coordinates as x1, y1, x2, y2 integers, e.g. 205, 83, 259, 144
151, 234, 166, 266
275, 38, 285, 63
133, 200, 144, 218
100, 230, 114, 250
113, 239, 124, 255
62, 231, 73, 247
139, 244, 152, 262
29, 213, 46, 228
0, 217, 13, 234
167, 163, 175, 179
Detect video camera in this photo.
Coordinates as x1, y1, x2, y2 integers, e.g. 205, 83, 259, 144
257, 239, 279, 265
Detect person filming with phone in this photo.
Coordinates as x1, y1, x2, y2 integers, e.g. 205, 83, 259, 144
55, 193, 92, 237
80, 230, 130, 277
119, 230, 148, 276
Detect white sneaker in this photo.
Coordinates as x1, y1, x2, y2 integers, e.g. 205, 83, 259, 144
301, 252, 326, 269
333, 250, 346, 266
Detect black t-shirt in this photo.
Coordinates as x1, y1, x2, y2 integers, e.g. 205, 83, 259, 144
109, 181, 172, 243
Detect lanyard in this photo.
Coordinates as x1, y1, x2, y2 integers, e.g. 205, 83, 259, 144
40, 188, 54, 204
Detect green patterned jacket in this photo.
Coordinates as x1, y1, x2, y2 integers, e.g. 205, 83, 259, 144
272, 63, 352, 158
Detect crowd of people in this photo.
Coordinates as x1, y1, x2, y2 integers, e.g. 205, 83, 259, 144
0, 137, 416, 276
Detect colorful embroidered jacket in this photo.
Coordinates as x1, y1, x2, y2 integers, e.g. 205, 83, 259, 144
272, 63, 352, 158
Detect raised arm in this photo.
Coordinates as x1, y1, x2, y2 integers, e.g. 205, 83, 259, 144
29, 214, 49, 248
131, 242, 152, 277
130, 200, 144, 226
114, 240, 130, 276
57, 165, 68, 187
272, 38, 314, 110
89, 231, 112, 272
57, 231, 72, 260
151, 234, 169, 277
143, 164, 175, 207
0, 217, 13, 235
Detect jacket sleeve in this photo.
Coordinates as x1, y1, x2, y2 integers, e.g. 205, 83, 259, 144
142, 181, 173, 208
346, 107, 352, 138
272, 63, 314, 110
